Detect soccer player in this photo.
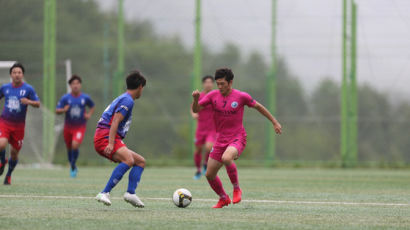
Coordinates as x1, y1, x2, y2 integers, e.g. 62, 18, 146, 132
0, 63, 40, 185
94, 70, 146, 208
56, 75, 95, 178
191, 75, 216, 180
192, 68, 282, 208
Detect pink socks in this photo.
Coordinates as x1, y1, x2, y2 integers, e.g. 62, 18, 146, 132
194, 150, 201, 172
207, 176, 228, 198
225, 162, 240, 189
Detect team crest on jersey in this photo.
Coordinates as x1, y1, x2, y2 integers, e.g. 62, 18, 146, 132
70, 105, 82, 118
81, 99, 85, 105
7, 96, 21, 112
231, 101, 238, 108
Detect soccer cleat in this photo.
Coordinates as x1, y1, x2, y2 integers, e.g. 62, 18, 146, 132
123, 192, 144, 208
193, 171, 202, 180
3, 175, 11, 185
96, 192, 111, 206
70, 168, 78, 178
233, 188, 242, 204
0, 159, 7, 176
212, 196, 231, 208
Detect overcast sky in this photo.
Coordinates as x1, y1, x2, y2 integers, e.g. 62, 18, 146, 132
95, 0, 410, 98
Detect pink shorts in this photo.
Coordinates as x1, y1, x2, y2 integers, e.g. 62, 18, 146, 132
195, 130, 217, 146
209, 134, 247, 162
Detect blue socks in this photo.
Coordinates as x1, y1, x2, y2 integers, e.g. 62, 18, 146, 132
71, 149, 79, 170
127, 166, 144, 194
0, 150, 5, 164
67, 150, 73, 168
102, 163, 130, 193
6, 158, 18, 177
68, 149, 79, 170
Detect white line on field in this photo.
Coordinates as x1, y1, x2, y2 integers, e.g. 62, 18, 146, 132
0, 194, 408, 207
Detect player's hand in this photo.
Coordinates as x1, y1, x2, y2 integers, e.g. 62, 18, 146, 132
20, 97, 30, 105
192, 90, 200, 101
63, 104, 70, 112
273, 122, 282, 134
191, 113, 199, 119
104, 143, 114, 155
84, 112, 91, 120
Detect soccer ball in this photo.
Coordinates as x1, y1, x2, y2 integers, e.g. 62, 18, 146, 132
172, 188, 192, 208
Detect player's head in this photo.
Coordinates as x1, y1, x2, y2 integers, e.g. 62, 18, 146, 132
68, 75, 82, 94
126, 70, 146, 99
202, 75, 214, 92
9, 63, 25, 85
214, 68, 234, 95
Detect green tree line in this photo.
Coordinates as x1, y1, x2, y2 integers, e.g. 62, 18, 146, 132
0, 0, 409, 166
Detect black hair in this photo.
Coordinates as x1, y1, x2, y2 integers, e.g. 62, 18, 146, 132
202, 75, 214, 83
9, 62, 25, 74
214, 68, 234, 82
126, 70, 146, 89
68, 75, 82, 84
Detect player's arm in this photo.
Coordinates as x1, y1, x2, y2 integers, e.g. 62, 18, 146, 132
56, 105, 70, 114
191, 90, 204, 113
253, 101, 282, 134
20, 98, 40, 108
190, 103, 199, 119
84, 106, 95, 120
103, 112, 124, 155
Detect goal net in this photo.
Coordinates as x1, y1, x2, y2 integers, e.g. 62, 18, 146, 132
0, 61, 64, 165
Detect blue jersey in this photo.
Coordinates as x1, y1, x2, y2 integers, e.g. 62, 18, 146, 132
0, 82, 39, 126
57, 93, 94, 127
97, 92, 134, 139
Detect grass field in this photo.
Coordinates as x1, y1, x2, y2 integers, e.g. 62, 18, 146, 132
0, 166, 409, 230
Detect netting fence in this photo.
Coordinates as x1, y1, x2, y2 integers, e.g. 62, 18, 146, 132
0, 0, 409, 166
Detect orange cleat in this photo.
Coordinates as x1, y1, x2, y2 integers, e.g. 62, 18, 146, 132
233, 188, 242, 204
212, 196, 231, 208
4, 175, 11, 185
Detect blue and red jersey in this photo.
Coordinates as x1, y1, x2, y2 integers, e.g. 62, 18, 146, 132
0, 82, 39, 127
57, 93, 94, 128
97, 92, 134, 139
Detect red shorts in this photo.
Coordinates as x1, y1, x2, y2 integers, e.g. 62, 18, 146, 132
63, 125, 86, 148
195, 130, 217, 146
0, 120, 25, 151
210, 134, 247, 163
94, 128, 126, 161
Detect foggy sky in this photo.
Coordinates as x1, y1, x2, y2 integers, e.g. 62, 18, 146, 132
95, 0, 410, 98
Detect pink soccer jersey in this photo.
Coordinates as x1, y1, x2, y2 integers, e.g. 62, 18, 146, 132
199, 89, 256, 144
196, 91, 216, 133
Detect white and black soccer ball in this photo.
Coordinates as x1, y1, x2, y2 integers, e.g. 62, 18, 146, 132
172, 188, 192, 208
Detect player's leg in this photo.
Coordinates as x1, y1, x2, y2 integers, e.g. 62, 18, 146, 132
96, 145, 133, 206
4, 146, 19, 185
70, 140, 81, 177
203, 141, 213, 173
123, 150, 145, 208
63, 127, 74, 174
193, 145, 203, 179
206, 157, 231, 208
221, 146, 241, 204
0, 138, 8, 176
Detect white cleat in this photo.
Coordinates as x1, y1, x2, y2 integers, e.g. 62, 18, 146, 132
123, 192, 144, 208
96, 192, 111, 206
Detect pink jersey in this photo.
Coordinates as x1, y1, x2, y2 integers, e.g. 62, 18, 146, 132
196, 91, 215, 133
199, 89, 256, 143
